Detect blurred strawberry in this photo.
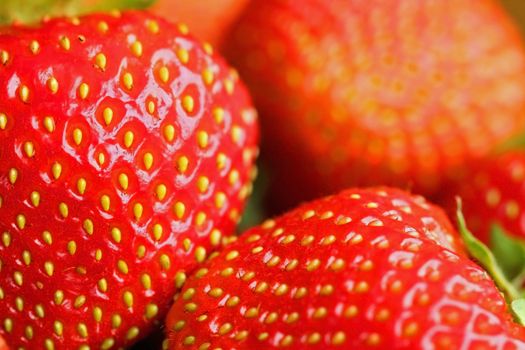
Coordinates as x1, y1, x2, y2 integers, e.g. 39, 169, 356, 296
0, 10, 258, 348
166, 187, 525, 349
150, 0, 249, 46
225, 0, 525, 213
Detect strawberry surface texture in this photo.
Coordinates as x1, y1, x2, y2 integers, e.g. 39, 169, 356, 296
166, 188, 525, 349
225, 0, 525, 212
0, 10, 258, 348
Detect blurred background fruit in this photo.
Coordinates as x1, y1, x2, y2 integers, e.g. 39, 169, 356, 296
224, 0, 525, 214
150, 0, 249, 46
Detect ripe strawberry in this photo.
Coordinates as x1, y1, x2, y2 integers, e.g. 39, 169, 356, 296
151, 0, 249, 46
166, 188, 525, 349
0, 11, 258, 349
440, 152, 525, 244
224, 0, 525, 212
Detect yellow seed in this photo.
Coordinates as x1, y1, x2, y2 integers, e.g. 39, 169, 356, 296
197, 131, 209, 148
141, 273, 152, 289
13, 271, 24, 287
67, 241, 77, 255
224, 79, 234, 94
174, 201, 185, 219
93, 307, 103, 322
100, 195, 110, 211
143, 303, 158, 320
111, 315, 122, 329
15, 297, 24, 311
226, 250, 239, 261
143, 152, 154, 170
131, 41, 143, 57
216, 153, 227, 169
1, 232, 10, 247
111, 227, 122, 243
1, 50, 9, 65
203, 42, 213, 55
52, 162, 62, 180
124, 131, 134, 148
147, 100, 156, 114
118, 260, 129, 274
127, 326, 139, 340
59, 36, 71, 50
98, 21, 109, 33
210, 229, 221, 246
175, 271, 187, 288
42, 231, 53, 244
77, 323, 88, 338
202, 68, 214, 86
74, 295, 86, 308
156, 184, 167, 200
177, 156, 189, 173
59, 202, 68, 218
219, 323, 233, 335
159, 66, 169, 83
103, 107, 113, 126
133, 203, 143, 220
8, 168, 18, 184
153, 223, 163, 241
147, 19, 160, 33
197, 176, 209, 193
163, 124, 175, 142
95, 53, 107, 70
122, 72, 133, 90
54, 290, 64, 305
101, 338, 115, 350
182, 95, 194, 113
78, 83, 89, 99
195, 246, 207, 263
118, 173, 129, 190
47, 77, 58, 94
24, 141, 34, 157
16, 214, 26, 229
83, 219, 94, 235
53, 321, 63, 336
44, 339, 54, 350
0, 113, 7, 130
25, 326, 34, 340
73, 128, 82, 145
178, 23, 189, 34
98, 278, 108, 292
123, 291, 133, 308
176, 48, 189, 64
44, 261, 54, 276
29, 40, 40, 54
160, 254, 171, 270
213, 107, 224, 124
43, 116, 55, 132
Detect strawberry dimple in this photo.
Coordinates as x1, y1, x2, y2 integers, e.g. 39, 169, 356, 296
166, 188, 525, 349
0, 11, 258, 349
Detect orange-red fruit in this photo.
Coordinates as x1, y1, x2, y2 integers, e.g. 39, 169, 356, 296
225, 0, 525, 211
167, 188, 525, 349
0, 11, 258, 349
151, 0, 249, 46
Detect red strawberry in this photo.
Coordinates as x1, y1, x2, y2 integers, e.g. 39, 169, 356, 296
166, 188, 525, 349
224, 0, 525, 212
0, 11, 258, 349
440, 152, 525, 244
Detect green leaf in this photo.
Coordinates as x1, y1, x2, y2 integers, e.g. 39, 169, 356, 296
511, 299, 525, 326
456, 198, 520, 301
490, 224, 525, 282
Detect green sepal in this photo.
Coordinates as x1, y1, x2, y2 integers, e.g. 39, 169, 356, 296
0, 0, 157, 26
456, 198, 520, 301
511, 299, 525, 326
490, 223, 525, 284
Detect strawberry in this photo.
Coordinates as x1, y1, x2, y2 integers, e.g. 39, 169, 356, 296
166, 188, 525, 349
151, 0, 249, 46
224, 0, 525, 212
0, 10, 258, 349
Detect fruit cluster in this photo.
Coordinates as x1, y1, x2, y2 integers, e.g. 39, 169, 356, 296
1, 1, 525, 350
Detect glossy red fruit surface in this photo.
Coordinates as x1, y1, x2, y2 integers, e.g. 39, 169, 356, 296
0, 11, 258, 348
167, 188, 525, 349
225, 0, 525, 212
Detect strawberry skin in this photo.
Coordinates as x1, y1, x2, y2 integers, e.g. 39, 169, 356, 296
225, 0, 525, 212
166, 188, 525, 349
0, 11, 258, 349
440, 152, 525, 244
